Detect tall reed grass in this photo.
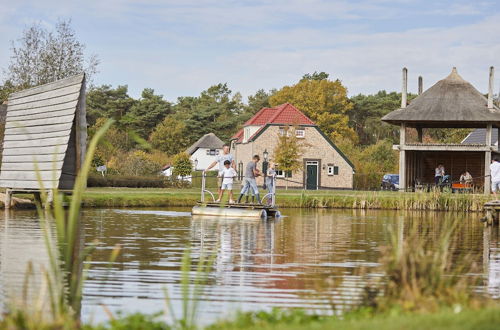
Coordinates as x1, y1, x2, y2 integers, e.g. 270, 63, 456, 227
1, 119, 116, 329
362, 220, 485, 313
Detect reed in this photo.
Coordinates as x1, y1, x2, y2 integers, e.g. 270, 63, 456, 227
363, 219, 485, 312
1, 119, 116, 328
163, 248, 214, 330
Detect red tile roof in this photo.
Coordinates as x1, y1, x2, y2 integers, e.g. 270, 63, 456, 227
232, 103, 316, 142
245, 103, 315, 126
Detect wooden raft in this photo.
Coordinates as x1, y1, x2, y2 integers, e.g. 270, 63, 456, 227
482, 200, 500, 226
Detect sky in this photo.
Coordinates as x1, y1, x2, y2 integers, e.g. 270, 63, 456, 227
0, 0, 500, 102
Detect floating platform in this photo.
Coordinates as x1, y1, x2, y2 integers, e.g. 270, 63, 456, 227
482, 200, 500, 226
192, 202, 281, 219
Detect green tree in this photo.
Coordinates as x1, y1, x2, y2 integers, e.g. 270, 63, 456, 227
172, 83, 244, 144
149, 116, 189, 156
3, 19, 98, 90
302, 71, 329, 81
172, 152, 193, 179
269, 76, 357, 143
273, 126, 306, 189
350, 91, 413, 145
122, 88, 171, 138
86, 85, 136, 126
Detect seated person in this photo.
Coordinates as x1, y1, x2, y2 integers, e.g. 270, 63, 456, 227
459, 171, 473, 185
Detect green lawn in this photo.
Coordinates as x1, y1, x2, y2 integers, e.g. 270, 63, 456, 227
79, 187, 491, 211
208, 308, 500, 330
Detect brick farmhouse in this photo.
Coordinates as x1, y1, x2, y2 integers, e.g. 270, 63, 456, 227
230, 103, 354, 189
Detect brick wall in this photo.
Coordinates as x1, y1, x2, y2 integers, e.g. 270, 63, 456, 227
233, 125, 353, 189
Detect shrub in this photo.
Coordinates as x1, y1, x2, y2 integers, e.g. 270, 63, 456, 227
87, 174, 190, 188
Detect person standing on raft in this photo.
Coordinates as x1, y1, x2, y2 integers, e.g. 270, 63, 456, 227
204, 144, 236, 199
215, 160, 237, 203
237, 155, 261, 204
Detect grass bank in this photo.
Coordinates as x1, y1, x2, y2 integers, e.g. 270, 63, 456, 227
80, 187, 491, 212
206, 307, 500, 330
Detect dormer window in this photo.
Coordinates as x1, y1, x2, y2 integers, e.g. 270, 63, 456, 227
244, 127, 250, 142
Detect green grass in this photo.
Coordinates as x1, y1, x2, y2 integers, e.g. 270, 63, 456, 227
207, 307, 500, 330
79, 187, 492, 212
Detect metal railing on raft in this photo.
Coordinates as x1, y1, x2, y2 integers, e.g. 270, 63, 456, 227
200, 172, 216, 203
200, 172, 277, 207
259, 174, 277, 207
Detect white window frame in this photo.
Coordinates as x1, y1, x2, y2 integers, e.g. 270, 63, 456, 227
296, 129, 305, 138
328, 165, 334, 176
275, 170, 286, 178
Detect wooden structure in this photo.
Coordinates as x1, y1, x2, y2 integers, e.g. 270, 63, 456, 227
482, 200, 500, 226
382, 67, 500, 193
0, 74, 87, 207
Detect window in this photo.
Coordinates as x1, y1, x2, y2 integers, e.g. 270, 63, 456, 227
244, 127, 250, 142
328, 165, 339, 176
276, 170, 292, 178
206, 149, 216, 156
295, 129, 305, 138
279, 127, 291, 137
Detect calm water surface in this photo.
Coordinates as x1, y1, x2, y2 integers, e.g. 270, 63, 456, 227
0, 208, 499, 324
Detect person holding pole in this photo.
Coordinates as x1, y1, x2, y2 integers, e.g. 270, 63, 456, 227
205, 144, 235, 199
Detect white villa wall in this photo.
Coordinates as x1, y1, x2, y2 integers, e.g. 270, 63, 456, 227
190, 147, 223, 171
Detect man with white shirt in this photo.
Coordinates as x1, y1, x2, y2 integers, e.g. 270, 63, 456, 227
490, 158, 500, 199
205, 144, 236, 197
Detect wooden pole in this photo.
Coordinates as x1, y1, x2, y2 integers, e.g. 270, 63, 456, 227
485, 124, 492, 194
418, 76, 423, 95
401, 68, 408, 108
488, 67, 494, 109
417, 127, 423, 143
399, 123, 406, 192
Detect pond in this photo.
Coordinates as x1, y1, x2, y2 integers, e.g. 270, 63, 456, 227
0, 208, 499, 325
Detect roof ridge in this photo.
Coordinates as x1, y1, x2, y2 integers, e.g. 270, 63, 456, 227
267, 104, 287, 123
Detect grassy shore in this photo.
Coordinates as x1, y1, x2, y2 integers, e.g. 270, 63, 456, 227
78, 187, 492, 212
206, 307, 500, 330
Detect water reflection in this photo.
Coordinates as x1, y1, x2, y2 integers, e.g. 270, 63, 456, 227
0, 208, 498, 325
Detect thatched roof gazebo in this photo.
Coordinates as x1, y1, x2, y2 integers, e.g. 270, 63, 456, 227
382, 67, 500, 193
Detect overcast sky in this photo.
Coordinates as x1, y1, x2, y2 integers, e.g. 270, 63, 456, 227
1, 0, 499, 101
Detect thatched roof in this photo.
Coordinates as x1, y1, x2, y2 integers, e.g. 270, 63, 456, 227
186, 133, 224, 155
382, 68, 500, 128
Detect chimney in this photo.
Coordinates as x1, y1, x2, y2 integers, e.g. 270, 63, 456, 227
418, 76, 423, 95
401, 67, 408, 108
488, 66, 494, 109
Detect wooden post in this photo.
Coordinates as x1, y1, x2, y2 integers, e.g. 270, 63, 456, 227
418, 76, 423, 95
485, 124, 492, 194
399, 123, 406, 192
401, 68, 408, 108
417, 126, 423, 142
4, 189, 12, 209
488, 67, 494, 109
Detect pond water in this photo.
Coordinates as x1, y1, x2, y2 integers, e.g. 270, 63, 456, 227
0, 208, 499, 325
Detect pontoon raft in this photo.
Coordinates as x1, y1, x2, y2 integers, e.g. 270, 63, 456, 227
191, 173, 281, 219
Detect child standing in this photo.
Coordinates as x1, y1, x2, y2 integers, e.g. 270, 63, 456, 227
216, 160, 238, 203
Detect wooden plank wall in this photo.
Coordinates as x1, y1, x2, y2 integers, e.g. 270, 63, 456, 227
0, 74, 86, 190
405, 151, 485, 187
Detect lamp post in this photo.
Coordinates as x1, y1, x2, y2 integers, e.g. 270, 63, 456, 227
262, 149, 269, 189
238, 161, 243, 181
